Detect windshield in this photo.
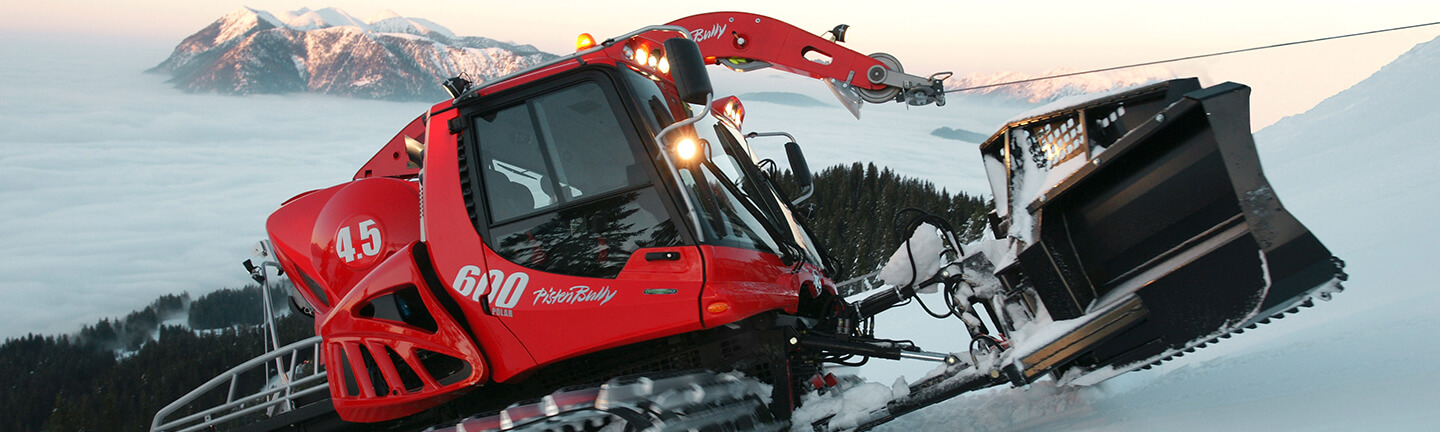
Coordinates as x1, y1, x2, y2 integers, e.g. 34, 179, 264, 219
620, 67, 823, 269
668, 109, 825, 268
710, 120, 825, 266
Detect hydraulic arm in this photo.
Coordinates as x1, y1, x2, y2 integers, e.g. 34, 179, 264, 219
668, 12, 949, 114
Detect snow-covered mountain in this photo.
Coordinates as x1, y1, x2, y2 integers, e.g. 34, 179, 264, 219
946, 65, 1177, 103
150, 7, 559, 101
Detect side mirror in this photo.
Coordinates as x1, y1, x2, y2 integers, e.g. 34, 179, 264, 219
665, 37, 712, 105
785, 142, 814, 205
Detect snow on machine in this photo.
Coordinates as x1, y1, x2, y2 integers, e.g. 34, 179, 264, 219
153, 12, 1345, 432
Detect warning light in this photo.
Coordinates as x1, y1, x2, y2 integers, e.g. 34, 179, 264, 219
711, 96, 745, 130
576, 33, 596, 51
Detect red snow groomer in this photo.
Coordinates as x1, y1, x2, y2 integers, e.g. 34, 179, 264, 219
154, 12, 1345, 432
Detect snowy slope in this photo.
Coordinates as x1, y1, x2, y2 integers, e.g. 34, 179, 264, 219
870, 34, 1440, 431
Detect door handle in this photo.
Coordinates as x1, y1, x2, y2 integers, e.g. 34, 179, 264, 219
645, 251, 681, 261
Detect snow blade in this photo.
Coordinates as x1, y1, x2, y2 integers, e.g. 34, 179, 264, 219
980, 79, 1344, 385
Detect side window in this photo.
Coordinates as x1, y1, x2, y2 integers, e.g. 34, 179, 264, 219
621, 68, 678, 131
476, 105, 552, 222
474, 79, 682, 278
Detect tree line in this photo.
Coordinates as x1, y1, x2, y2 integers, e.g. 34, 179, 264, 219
778, 162, 990, 294
0, 286, 308, 432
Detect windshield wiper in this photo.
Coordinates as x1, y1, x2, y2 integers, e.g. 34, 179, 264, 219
701, 160, 806, 269
712, 125, 801, 242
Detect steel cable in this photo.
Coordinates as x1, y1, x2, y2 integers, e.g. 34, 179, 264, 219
945, 20, 1440, 93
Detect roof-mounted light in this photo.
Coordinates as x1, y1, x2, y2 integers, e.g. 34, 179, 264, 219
635, 45, 650, 68
711, 96, 745, 130
576, 33, 597, 51
626, 40, 670, 76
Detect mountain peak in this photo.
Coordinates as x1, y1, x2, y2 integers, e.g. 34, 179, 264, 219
154, 7, 558, 101
280, 7, 367, 31
367, 9, 402, 23
207, 7, 282, 47
366, 11, 457, 39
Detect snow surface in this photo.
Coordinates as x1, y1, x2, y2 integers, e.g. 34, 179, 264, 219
793, 380, 913, 430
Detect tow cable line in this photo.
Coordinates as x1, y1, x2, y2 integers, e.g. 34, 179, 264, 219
944, 20, 1440, 93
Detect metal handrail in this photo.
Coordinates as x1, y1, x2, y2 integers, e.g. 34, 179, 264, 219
159, 370, 328, 432
151, 335, 326, 432
152, 241, 334, 432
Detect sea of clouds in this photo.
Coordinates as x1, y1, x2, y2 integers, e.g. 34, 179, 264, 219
0, 34, 430, 338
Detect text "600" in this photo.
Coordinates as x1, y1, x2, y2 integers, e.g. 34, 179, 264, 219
452, 266, 527, 309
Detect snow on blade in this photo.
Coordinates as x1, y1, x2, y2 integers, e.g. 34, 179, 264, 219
879, 223, 945, 293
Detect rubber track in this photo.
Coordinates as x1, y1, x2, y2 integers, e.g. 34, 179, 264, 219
422, 370, 783, 432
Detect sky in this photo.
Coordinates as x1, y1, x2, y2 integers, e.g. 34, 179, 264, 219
5, 1, 1440, 128
1, 1, 1438, 338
